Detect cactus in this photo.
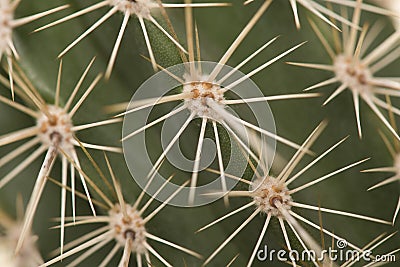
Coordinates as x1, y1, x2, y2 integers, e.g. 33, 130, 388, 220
0, 0, 399, 266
